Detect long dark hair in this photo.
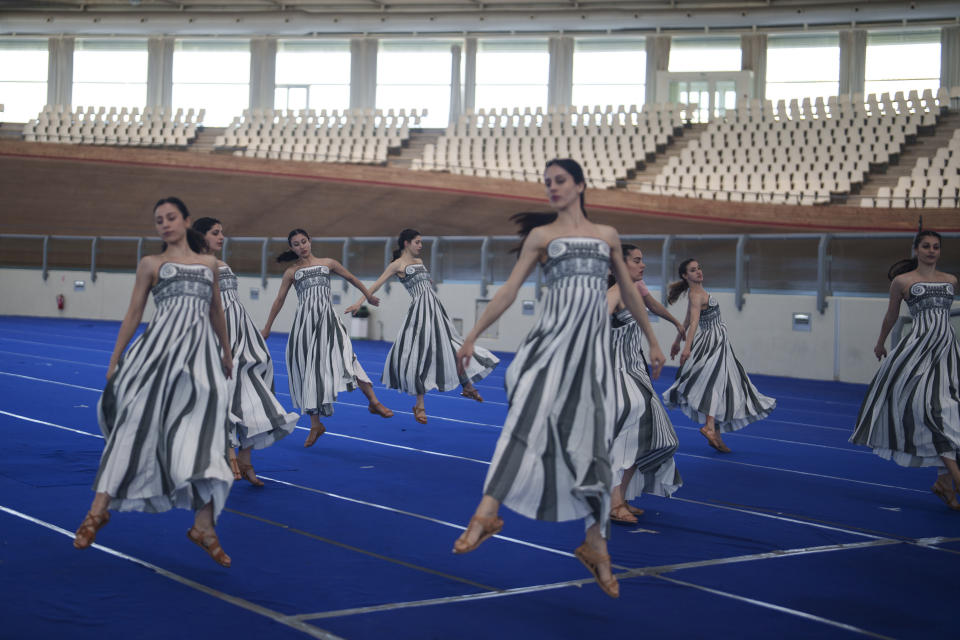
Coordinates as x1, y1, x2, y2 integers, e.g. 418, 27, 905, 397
393, 228, 421, 260
277, 228, 310, 263
191, 216, 222, 254
608, 243, 640, 288
512, 158, 588, 253
155, 197, 206, 254
667, 258, 698, 305
887, 230, 943, 280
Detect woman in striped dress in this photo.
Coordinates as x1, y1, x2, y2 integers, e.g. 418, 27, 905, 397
452, 159, 666, 599
607, 244, 684, 525
345, 229, 499, 425
662, 259, 775, 453
73, 197, 235, 568
193, 217, 299, 486
262, 229, 393, 447
850, 230, 960, 510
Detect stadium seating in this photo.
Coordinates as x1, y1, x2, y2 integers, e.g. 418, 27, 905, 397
22, 105, 203, 147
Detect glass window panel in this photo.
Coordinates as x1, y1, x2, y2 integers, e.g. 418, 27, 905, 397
573, 39, 645, 108
766, 34, 840, 101
865, 32, 939, 97
377, 41, 453, 128
669, 37, 740, 72
172, 83, 247, 127
476, 39, 548, 110
173, 40, 249, 126
276, 40, 350, 85
73, 39, 148, 108
0, 39, 48, 122
475, 85, 547, 111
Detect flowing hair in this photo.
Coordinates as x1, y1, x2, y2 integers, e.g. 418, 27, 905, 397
666, 258, 698, 305
887, 230, 943, 280
155, 197, 206, 254
277, 228, 310, 263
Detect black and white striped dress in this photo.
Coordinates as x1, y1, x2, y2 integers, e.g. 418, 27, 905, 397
610, 307, 682, 498
95, 262, 233, 519
287, 264, 370, 416
383, 263, 499, 395
851, 282, 960, 467
219, 266, 298, 449
483, 237, 613, 533
663, 295, 775, 432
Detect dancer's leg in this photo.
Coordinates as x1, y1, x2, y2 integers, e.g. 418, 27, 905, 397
188, 502, 231, 567
359, 380, 394, 417
412, 393, 427, 424
237, 446, 264, 487
304, 412, 325, 447
611, 467, 640, 523
452, 495, 502, 553
699, 415, 731, 453
73, 492, 111, 549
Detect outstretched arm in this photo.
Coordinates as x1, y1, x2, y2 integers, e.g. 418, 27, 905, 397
327, 259, 380, 307
206, 257, 233, 379
874, 277, 905, 360
642, 292, 685, 341
107, 257, 154, 379
678, 294, 703, 367
261, 269, 294, 339
346, 261, 399, 314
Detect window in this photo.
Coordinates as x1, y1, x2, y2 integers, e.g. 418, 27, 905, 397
475, 39, 549, 111
766, 34, 840, 103
668, 37, 741, 72
173, 40, 249, 126
0, 38, 48, 122
275, 40, 350, 113
73, 39, 148, 110
377, 40, 454, 128
865, 30, 940, 98
572, 38, 646, 108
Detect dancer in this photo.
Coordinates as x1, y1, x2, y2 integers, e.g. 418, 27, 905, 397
262, 229, 392, 448
452, 159, 666, 599
73, 197, 234, 567
607, 244, 683, 525
663, 259, 775, 452
850, 230, 960, 510
193, 217, 299, 486
346, 228, 499, 425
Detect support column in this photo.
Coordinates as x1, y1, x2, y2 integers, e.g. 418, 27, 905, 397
942, 26, 960, 107
349, 38, 378, 110
838, 29, 866, 97
147, 36, 174, 110
249, 37, 277, 112
645, 35, 671, 105
463, 37, 477, 112
740, 33, 767, 101
547, 36, 574, 107
449, 44, 462, 126
46, 36, 74, 108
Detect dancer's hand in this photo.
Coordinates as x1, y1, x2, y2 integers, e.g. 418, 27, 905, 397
674, 323, 686, 342
344, 302, 361, 315
260, 327, 270, 340
679, 348, 691, 367
456, 341, 474, 375
648, 345, 666, 380
221, 353, 233, 379
670, 339, 682, 359
874, 343, 887, 360
365, 294, 380, 307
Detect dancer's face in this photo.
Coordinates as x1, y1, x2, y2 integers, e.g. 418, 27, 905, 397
543, 165, 584, 212
289, 233, 312, 260
204, 223, 224, 253
155, 203, 187, 244
625, 249, 645, 282
405, 235, 423, 257
683, 261, 704, 284
916, 237, 940, 267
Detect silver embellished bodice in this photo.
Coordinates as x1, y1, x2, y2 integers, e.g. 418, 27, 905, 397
293, 265, 331, 300
217, 265, 238, 293
699, 296, 722, 329
398, 264, 434, 298
542, 237, 610, 289
612, 307, 636, 328
153, 263, 213, 307
906, 282, 955, 317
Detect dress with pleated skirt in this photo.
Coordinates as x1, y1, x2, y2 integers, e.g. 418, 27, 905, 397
851, 282, 960, 467
219, 265, 298, 448
483, 237, 614, 533
287, 264, 370, 416
662, 295, 775, 432
383, 263, 499, 395
95, 262, 233, 520
610, 307, 682, 498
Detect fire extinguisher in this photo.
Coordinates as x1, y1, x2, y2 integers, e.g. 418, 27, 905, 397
56, 294, 65, 311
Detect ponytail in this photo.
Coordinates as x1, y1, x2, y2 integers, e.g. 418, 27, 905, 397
666, 258, 697, 306
510, 212, 558, 254
278, 228, 309, 263
185, 228, 207, 254
393, 228, 421, 260
887, 230, 942, 280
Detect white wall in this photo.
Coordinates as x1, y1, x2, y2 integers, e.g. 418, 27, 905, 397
1, 267, 954, 385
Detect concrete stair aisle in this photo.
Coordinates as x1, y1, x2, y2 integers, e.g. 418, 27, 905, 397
188, 127, 225, 153
387, 128, 443, 170
0, 123, 24, 141
851, 111, 960, 206
624, 123, 708, 192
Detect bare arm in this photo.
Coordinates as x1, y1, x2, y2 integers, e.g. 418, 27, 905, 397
261, 269, 295, 339
679, 293, 704, 367
605, 227, 665, 379
327, 259, 380, 307
606, 285, 622, 315
205, 256, 233, 379
642, 292, 685, 340
106, 257, 155, 379
874, 277, 905, 360
345, 261, 401, 314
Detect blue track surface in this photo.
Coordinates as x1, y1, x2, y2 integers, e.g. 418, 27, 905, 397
0, 316, 958, 639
